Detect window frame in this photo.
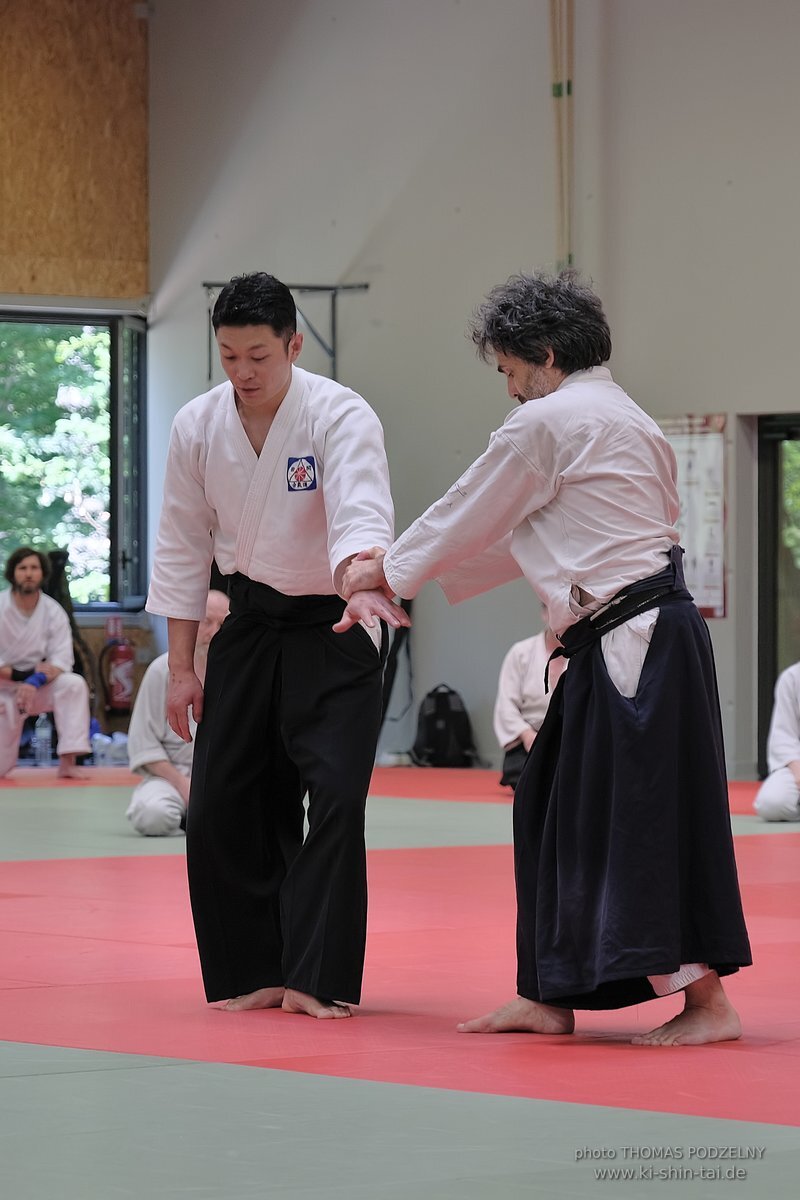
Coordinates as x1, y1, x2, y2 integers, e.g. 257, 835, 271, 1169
0, 307, 148, 611
757, 414, 800, 777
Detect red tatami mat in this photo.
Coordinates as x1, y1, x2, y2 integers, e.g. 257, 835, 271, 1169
370, 765, 510, 803
0, 765, 138, 788
0, 763, 759, 819
0, 834, 798, 1125
0, 762, 506, 800
728, 779, 759, 814
375, 769, 762, 813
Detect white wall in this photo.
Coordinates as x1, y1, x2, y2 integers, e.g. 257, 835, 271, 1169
149, 0, 800, 775
571, 0, 800, 775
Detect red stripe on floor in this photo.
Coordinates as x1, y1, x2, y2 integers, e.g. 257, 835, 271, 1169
728, 780, 759, 815
0, 763, 760, 820
370, 766, 512, 803
0, 766, 138, 788
0, 834, 797, 1123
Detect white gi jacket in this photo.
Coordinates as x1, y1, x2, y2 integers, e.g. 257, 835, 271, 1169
493, 632, 566, 750
147, 366, 394, 620
765, 663, 800, 774
0, 589, 74, 673
383, 367, 680, 636
127, 653, 195, 777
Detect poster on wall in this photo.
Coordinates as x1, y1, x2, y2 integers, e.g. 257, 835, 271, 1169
658, 414, 726, 618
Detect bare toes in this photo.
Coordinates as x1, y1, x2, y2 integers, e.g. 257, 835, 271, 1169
224, 986, 285, 1011
282, 989, 353, 1019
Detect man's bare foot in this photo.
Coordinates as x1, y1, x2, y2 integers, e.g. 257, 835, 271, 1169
56, 755, 90, 780
282, 988, 352, 1019
457, 995, 575, 1034
632, 971, 742, 1046
225, 986, 285, 1011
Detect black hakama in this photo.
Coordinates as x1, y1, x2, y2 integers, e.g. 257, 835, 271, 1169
514, 550, 752, 1009
186, 574, 384, 1005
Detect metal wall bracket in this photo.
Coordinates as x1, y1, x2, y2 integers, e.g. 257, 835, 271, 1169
203, 281, 369, 382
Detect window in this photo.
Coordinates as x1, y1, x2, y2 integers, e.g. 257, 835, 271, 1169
0, 313, 146, 607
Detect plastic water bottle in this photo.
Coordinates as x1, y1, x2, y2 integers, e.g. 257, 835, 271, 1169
109, 731, 129, 764
91, 731, 112, 766
33, 713, 53, 767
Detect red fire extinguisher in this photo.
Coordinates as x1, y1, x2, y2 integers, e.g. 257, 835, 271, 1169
98, 616, 135, 713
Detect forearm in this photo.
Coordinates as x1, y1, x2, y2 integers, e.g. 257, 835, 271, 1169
333, 554, 356, 598
1, 660, 63, 682
495, 709, 536, 751
167, 618, 200, 671
142, 758, 190, 797
383, 439, 536, 601
141, 758, 191, 805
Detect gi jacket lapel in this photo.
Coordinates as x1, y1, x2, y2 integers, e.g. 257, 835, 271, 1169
233, 372, 305, 566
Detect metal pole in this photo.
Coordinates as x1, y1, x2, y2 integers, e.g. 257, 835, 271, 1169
331, 290, 338, 380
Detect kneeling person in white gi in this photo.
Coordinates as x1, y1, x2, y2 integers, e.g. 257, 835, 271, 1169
493, 610, 566, 788
146, 272, 407, 1021
0, 547, 91, 779
126, 590, 230, 836
754, 662, 800, 821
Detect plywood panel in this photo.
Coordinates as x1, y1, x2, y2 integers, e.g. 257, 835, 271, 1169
0, 0, 148, 299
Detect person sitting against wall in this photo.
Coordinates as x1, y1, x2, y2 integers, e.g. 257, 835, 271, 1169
754, 661, 800, 822
0, 546, 91, 779
125, 589, 230, 835
492, 611, 567, 788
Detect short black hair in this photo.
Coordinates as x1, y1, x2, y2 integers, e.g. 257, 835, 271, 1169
4, 547, 50, 586
212, 272, 297, 340
469, 270, 612, 374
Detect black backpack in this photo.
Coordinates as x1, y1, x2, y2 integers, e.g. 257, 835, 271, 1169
410, 684, 479, 768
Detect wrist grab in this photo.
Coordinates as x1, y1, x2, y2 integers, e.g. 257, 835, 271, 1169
23, 671, 48, 688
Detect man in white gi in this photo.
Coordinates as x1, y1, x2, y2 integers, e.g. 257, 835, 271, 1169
126, 589, 230, 836
493, 611, 566, 787
0, 547, 91, 778
754, 662, 800, 821
341, 271, 751, 1046
147, 272, 407, 1020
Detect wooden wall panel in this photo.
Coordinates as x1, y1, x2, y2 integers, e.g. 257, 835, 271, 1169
0, 0, 148, 299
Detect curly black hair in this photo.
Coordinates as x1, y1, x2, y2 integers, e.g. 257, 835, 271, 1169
469, 270, 611, 373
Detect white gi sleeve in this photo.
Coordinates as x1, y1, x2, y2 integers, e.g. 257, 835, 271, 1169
493, 642, 530, 750
146, 418, 219, 621
127, 661, 172, 774
321, 397, 394, 577
766, 666, 800, 774
436, 535, 523, 604
45, 602, 75, 672
384, 430, 553, 601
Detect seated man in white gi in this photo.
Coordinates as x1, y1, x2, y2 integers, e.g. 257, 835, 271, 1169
126, 589, 230, 836
0, 546, 91, 779
493, 610, 566, 787
754, 661, 800, 821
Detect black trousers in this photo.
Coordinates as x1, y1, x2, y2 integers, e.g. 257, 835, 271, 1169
186, 576, 384, 1005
